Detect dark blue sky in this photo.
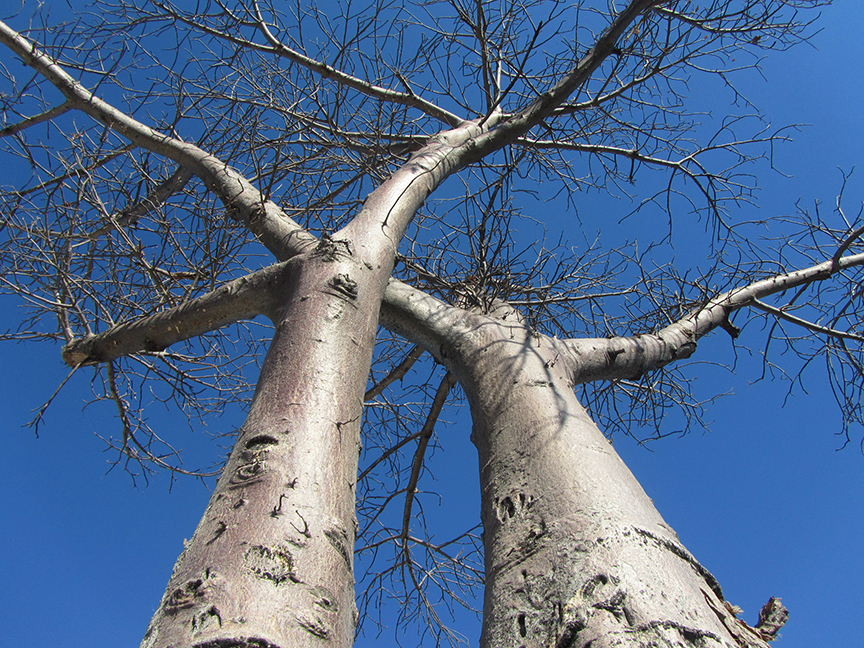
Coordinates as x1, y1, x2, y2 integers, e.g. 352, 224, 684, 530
1, 3, 862, 647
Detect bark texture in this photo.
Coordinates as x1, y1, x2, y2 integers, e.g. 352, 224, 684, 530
439, 310, 774, 648
141, 250, 379, 648
135, 113, 493, 645
1, 7, 820, 646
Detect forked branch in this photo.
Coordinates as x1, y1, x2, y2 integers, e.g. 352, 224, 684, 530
0, 20, 315, 259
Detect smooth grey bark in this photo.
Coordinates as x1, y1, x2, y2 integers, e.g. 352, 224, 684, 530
561, 250, 864, 385
449, 316, 762, 648
141, 252, 377, 647
62, 262, 291, 367
380, 290, 800, 648
57, 248, 863, 647
0, 20, 507, 644
132, 112, 500, 644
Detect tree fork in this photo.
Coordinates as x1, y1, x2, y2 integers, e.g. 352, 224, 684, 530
435, 313, 783, 648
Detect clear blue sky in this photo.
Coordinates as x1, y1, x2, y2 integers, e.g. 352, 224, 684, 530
1, 3, 862, 647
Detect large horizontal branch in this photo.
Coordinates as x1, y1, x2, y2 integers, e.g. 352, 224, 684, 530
56, 269, 446, 369
379, 279, 468, 364
61, 261, 291, 367
60, 246, 864, 384
0, 20, 315, 259
562, 251, 864, 384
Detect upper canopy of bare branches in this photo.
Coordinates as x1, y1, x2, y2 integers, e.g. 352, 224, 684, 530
0, 1, 859, 641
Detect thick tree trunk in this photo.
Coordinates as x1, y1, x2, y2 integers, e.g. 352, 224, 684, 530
444, 313, 772, 648
141, 250, 381, 648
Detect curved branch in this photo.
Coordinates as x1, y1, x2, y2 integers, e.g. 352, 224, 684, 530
149, 0, 464, 127
0, 20, 316, 259
832, 223, 864, 270
562, 251, 864, 384
379, 278, 469, 363
750, 298, 864, 343
466, 0, 668, 160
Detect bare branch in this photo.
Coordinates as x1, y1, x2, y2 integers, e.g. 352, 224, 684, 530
563, 251, 864, 384
365, 345, 424, 401
248, 1, 465, 127
0, 19, 316, 258
750, 298, 864, 343
0, 99, 71, 137
467, 0, 668, 159
401, 372, 456, 543
88, 166, 194, 239
62, 260, 290, 367
147, 0, 465, 127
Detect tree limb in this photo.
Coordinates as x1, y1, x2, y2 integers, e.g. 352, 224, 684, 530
88, 166, 195, 239
0, 100, 72, 137
466, 0, 668, 160
750, 298, 864, 343
61, 260, 292, 367
563, 251, 864, 384
0, 20, 316, 259
365, 345, 425, 401
247, 1, 465, 127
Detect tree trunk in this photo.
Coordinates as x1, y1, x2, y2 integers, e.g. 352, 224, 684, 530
141, 251, 381, 648
445, 312, 772, 648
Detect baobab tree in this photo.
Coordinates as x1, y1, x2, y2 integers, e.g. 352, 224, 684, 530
0, 1, 861, 647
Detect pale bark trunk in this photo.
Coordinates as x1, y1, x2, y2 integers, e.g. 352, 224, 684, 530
141, 252, 381, 648
443, 313, 771, 648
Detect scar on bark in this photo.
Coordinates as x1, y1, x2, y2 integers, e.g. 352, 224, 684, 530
164, 579, 205, 612
324, 526, 352, 571
191, 605, 222, 633
313, 235, 353, 261
310, 585, 339, 612
633, 527, 723, 600
192, 637, 281, 648
296, 613, 329, 639
229, 443, 274, 488
206, 520, 227, 545
243, 545, 299, 585
244, 435, 278, 449
328, 273, 358, 302
495, 492, 533, 521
